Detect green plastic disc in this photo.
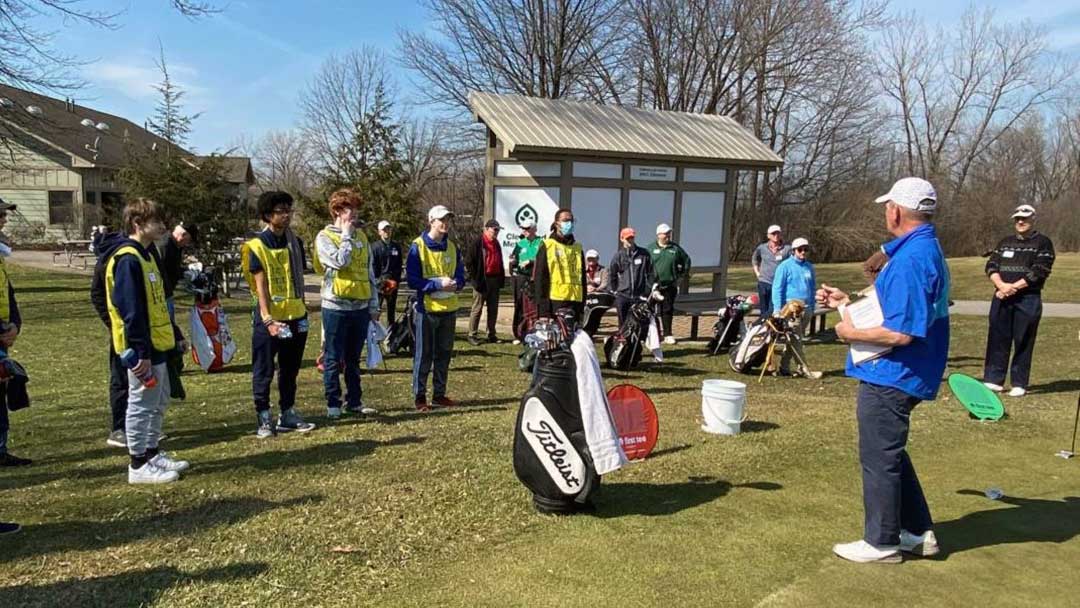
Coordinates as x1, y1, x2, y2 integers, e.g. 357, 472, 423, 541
948, 373, 1005, 421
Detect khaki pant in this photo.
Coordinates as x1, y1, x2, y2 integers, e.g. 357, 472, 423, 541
469, 286, 501, 338
780, 313, 809, 374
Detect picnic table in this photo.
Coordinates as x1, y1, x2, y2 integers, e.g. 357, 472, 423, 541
52, 239, 94, 269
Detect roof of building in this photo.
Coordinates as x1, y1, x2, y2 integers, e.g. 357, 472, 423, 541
197, 155, 255, 185
0, 84, 253, 183
469, 91, 783, 168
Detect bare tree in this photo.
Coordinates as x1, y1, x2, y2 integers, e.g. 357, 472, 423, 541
147, 43, 201, 147
251, 130, 316, 197
398, 0, 624, 111
877, 7, 1070, 196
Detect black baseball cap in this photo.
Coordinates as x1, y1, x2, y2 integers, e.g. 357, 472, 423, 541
484, 219, 501, 229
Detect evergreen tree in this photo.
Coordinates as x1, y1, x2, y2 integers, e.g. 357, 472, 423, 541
146, 44, 201, 148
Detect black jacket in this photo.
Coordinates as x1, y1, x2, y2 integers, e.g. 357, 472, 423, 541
533, 235, 587, 318
608, 245, 656, 299
467, 235, 506, 294
985, 231, 1055, 293
161, 236, 184, 298
371, 238, 403, 283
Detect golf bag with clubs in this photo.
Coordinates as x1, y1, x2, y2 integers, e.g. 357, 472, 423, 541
728, 301, 808, 375
513, 312, 601, 514
706, 294, 753, 356
582, 290, 614, 337
188, 266, 237, 373
385, 295, 417, 356
603, 290, 662, 371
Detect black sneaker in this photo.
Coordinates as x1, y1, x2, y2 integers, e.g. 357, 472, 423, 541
0, 452, 32, 467
487, 334, 499, 344
0, 521, 21, 535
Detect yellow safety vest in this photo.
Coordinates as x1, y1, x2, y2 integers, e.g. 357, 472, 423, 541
241, 236, 307, 321
312, 229, 372, 301
105, 246, 176, 354
0, 257, 10, 322
544, 238, 584, 302
414, 236, 459, 313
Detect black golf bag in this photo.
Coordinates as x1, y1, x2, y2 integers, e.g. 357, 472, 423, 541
728, 318, 776, 374
706, 294, 751, 356
513, 347, 601, 514
603, 299, 655, 370
386, 296, 417, 356
582, 291, 614, 337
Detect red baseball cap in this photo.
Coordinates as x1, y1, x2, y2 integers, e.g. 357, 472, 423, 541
620, 227, 636, 240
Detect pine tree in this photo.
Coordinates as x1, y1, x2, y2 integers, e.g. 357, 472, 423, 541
146, 44, 201, 147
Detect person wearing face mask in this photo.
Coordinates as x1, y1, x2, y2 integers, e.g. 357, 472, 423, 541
0, 198, 27, 470
608, 227, 655, 326
533, 208, 587, 321
105, 198, 189, 484
981, 204, 1055, 398
314, 188, 381, 420
406, 205, 466, 412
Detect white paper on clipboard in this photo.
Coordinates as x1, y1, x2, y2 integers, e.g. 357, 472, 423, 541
840, 287, 892, 365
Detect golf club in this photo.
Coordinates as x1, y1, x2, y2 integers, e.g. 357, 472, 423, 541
1056, 392, 1079, 459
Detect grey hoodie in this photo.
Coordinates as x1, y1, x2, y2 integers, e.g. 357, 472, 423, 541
315, 226, 379, 312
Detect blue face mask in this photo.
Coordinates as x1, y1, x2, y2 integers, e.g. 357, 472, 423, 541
559, 220, 574, 236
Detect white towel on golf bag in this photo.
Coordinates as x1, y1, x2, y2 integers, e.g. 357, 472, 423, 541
570, 330, 628, 475
646, 316, 664, 362
366, 321, 387, 369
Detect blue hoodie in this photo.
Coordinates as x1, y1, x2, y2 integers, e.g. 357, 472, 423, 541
101, 234, 168, 364
772, 256, 816, 314
405, 231, 465, 314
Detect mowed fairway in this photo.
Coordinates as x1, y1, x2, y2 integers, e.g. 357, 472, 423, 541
1, 262, 1078, 607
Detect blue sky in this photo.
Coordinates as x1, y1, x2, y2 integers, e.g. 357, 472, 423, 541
43, 0, 1080, 153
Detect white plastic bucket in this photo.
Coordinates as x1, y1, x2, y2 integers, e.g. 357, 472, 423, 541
701, 379, 747, 435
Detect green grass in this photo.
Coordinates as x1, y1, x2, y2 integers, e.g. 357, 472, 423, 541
2, 265, 1080, 607
710, 253, 1080, 303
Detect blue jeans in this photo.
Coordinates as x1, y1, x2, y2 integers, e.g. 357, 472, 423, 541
856, 382, 932, 546
757, 281, 773, 317
322, 307, 371, 409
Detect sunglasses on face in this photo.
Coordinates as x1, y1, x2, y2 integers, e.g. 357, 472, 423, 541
1014, 217, 1030, 223
795, 247, 808, 253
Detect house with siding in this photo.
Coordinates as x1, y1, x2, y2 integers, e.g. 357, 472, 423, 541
0, 83, 254, 243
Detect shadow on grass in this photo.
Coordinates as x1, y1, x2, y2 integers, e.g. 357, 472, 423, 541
193, 436, 426, 475
595, 478, 782, 517
371, 403, 513, 425
934, 491, 1080, 557
1028, 379, 1080, 395
742, 420, 780, 433
0, 462, 120, 492
0, 562, 270, 608
646, 444, 692, 459
17, 285, 82, 294
0, 495, 321, 564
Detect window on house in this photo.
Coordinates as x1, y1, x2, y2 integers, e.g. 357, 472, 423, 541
48, 190, 75, 224
85, 191, 98, 206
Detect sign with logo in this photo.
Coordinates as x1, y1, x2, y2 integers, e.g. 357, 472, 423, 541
520, 397, 586, 494
630, 165, 675, 181
606, 384, 659, 460
494, 186, 560, 271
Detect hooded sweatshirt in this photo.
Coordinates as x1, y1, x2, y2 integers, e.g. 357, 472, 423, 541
104, 235, 168, 363
405, 231, 465, 314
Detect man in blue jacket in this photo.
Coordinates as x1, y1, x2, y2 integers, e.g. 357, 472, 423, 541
818, 177, 949, 564
772, 237, 820, 378
406, 205, 465, 412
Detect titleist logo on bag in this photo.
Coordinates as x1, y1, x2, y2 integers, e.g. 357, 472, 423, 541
521, 397, 585, 494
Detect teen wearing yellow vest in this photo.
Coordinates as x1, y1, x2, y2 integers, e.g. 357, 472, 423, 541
0, 198, 28, 474
533, 208, 587, 320
241, 191, 316, 438
405, 205, 465, 411
104, 199, 189, 484
313, 189, 380, 420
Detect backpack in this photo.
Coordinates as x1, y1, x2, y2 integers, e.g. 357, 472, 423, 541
386, 297, 417, 356
728, 318, 776, 374
603, 301, 649, 370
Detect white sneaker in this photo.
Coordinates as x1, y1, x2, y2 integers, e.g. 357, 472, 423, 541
1008, 387, 1026, 397
360, 406, 379, 415
983, 382, 1004, 392
512, 339, 521, 346
663, 335, 677, 345
832, 540, 901, 563
150, 452, 189, 473
128, 462, 180, 484
899, 529, 939, 556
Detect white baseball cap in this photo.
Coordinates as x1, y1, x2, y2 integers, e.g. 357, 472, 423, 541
1011, 204, 1036, 219
656, 223, 672, 235
792, 237, 809, 249
377, 220, 392, 231
585, 249, 600, 259
428, 205, 453, 221
767, 224, 782, 235
874, 177, 938, 213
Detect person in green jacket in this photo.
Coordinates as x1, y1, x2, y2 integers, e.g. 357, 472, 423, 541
648, 223, 692, 344
508, 219, 542, 344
